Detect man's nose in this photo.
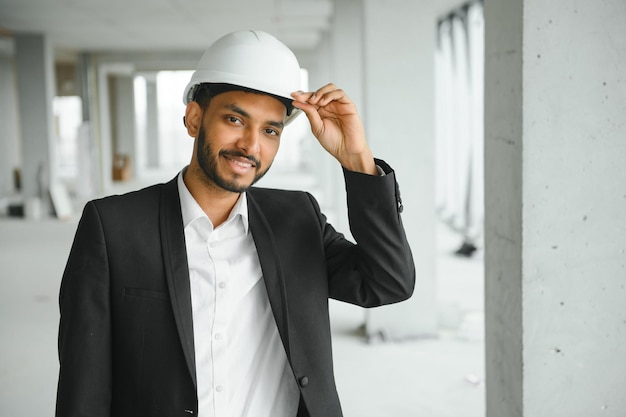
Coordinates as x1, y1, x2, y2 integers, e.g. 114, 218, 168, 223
236, 127, 261, 155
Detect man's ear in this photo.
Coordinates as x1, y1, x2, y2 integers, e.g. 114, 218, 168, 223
184, 102, 202, 138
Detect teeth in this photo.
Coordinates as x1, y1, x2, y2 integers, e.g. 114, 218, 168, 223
227, 156, 253, 168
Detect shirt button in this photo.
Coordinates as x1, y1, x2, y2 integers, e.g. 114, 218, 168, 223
215, 385, 224, 393
299, 376, 309, 387
218, 282, 226, 289
215, 333, 223, 340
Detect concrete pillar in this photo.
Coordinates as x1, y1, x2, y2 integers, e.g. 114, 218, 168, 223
77, 54, 93, 122
0, 39, 20, 198
484, 0, 626, 416
75, 53, 98, 198
96, 63, 133, 192
331, 0, 364, 114
362, 0, 438, 338
294, 34, 336, 217
294, 1, 365, 232
110, 74, 137, 180
144, 73, 160, 168
14, 33, 57, 218
327, 0, 365, 233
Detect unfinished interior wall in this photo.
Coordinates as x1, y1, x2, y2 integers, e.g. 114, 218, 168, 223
485, 0, 626, 415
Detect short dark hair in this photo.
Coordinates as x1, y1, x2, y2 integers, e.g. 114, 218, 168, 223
191, 83, 294, 116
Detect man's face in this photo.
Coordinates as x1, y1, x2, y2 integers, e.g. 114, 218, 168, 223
191, 90, 286, 193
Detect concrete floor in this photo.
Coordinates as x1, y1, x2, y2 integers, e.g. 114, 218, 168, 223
0, 177, 484, 417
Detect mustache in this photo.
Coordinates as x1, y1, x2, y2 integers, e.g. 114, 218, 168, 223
219, 150, 261, 168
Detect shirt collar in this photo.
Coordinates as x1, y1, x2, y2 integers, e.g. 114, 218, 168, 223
177, 169, 249, 233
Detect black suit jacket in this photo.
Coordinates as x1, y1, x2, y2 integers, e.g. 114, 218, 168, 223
56, 160, 415, 417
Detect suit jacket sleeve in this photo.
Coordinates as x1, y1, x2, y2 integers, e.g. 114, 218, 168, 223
322, 158, 415, 307
56, 201, 112, 417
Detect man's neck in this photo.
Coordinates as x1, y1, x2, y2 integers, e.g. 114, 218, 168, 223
183, 166, 242, 228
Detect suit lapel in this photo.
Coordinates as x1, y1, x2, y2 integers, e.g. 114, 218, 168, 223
157, 182, 293, 387
159, 177, 197, 388
247, 191, 292, 361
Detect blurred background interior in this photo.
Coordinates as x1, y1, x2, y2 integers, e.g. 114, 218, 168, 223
1, 0, 625, 416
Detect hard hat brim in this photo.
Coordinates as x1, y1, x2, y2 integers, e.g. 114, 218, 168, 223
184, 81, 302, 125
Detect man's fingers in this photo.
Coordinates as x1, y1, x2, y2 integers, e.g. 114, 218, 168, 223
291, 90, 315, 103
291, 100, 324, 135
291, 83, 345, 107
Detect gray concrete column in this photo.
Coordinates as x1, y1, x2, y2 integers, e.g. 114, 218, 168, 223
14, 33, 57, 218
327, 0, 365, 234
0, 39, 20, 198
144, 73, 160, 168
362, 0, 438, 338
110, 74, 137, 180
75, 53, 98, 198
141, 72, 161, 168
77, 53, 93, 122
331, 0, 364, 114
294, 34, 337, 218
295, 1, 365, 232
484, 0, 626, 416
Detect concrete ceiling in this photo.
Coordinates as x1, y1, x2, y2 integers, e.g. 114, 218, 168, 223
0, 0, 465, 60
0, 0, 334, 54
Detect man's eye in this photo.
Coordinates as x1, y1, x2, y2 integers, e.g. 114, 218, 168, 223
227, 116, 242, 124
265, 128, 279, 136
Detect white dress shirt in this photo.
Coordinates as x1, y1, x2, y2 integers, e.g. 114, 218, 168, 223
177, 172, 299, 417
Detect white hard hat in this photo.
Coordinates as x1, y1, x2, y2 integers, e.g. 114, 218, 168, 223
183, 30, 302, 124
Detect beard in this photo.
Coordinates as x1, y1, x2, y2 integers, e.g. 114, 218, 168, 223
195, 124, 271, 193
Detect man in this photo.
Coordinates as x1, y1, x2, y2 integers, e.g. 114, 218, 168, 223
56, 30, 414, 417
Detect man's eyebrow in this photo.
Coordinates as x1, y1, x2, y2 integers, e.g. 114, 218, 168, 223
225, 103, 250, 119
268, 120, 285, 129
225, 103, 284, 129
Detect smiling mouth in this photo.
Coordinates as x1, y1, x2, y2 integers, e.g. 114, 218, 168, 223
221, 152, 259, 170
